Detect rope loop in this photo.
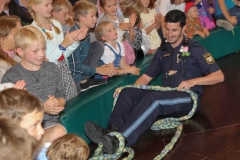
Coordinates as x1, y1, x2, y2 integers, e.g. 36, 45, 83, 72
89, 132, 134, 160
91, 85, 198, 160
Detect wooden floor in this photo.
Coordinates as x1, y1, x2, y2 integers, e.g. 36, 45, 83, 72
89, 52, 240, 160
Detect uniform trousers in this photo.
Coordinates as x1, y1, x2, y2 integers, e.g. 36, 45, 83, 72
108, 88, 200, 146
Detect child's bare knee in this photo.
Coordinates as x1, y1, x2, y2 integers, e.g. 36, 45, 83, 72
44, 125, 67, 142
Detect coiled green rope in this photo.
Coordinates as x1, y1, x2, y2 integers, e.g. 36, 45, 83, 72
89, 132, 134, 160
90, 85, 198, 160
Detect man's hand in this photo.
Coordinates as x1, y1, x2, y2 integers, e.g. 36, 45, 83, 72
44, 95, 64, 115
177, 79, 196, 91
126, 66, 140, 75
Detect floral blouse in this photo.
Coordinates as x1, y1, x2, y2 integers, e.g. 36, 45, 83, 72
185, 17, 203, 38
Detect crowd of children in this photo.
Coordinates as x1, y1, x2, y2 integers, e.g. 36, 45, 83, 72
0, 0, 239, 159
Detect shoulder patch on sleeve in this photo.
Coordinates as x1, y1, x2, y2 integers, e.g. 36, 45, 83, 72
203, 53, 215, 64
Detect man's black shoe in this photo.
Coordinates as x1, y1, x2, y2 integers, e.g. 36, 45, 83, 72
84, 121, 108, 143
85, 121, 119, 145
102, 135, 119, 154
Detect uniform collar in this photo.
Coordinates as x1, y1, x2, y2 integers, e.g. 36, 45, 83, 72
166, 37, 187, 52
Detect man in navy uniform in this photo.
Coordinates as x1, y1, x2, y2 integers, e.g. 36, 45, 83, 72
85, 10, 224, 154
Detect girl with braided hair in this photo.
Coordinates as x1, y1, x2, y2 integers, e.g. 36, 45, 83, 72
27, 0, 88, 99
46, 134, 89, 160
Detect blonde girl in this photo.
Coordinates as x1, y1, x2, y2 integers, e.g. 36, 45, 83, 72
97, 0, 137, 64
27, 0, 87, 100
0, 16, 21, 82
98, 0, 135, 41
139, 0, 161, 52
95, 21, 140, 76
46, 134, 90, 160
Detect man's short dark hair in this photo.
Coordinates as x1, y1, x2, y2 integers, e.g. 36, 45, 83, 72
165, 10, 186, 28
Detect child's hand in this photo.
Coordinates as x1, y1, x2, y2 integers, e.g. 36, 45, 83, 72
76, 28, 88, 41
126, 66, 140, 75
236, 1, 240, 7
44, 95, 64, 115
129, 12, 137, 28
194, 0, 202, 4
13, 80, 26, 90
96, 65, 118, 77
208, 7, 215, 14
198, 31, 206, 38
155, 13, 161, 24
0, 0, 5, 13
105, 63, 115, 69
61, 30, 81, 48
138, 22, 143, 29
186, 34, 193, 39
228, 16, 237, 25
203, 28, 210, 37
119, 22, 131, 31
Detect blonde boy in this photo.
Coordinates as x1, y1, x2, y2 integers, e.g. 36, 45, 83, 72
52, 0, 73, 35
68, 0, 116, 91
2, 25, 67, 143
0, 116, 39, 160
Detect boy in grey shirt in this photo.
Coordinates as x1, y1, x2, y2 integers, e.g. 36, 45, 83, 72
2, 25, 66, 143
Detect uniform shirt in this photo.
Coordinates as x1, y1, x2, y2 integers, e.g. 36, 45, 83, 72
145, 38, 220, 94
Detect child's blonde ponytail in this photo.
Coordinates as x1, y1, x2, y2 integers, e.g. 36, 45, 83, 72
47, 18, 61, 35
29, 11, 53, 40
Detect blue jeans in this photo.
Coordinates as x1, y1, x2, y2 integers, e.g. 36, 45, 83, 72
215, 7, 240, 25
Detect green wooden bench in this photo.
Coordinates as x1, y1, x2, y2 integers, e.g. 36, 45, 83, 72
59, 25, 240, 143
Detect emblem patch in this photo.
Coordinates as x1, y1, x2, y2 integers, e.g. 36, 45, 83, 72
164, 53, 170, 57
203, 53, 215, 64
168, 70, 177, 76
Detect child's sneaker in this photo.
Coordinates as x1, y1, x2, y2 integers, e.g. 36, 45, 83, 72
216, 19, 234, 31
80, 78, 107, 91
